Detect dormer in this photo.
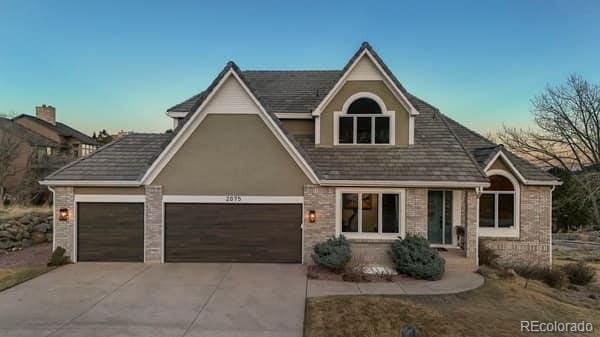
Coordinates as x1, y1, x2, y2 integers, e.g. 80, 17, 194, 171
312, 43, 418, 146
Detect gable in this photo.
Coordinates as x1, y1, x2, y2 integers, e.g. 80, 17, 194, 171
319, 80, 410, 146
151, 114, 311, 195
144, 66, 318, 189
346, 56, 381, 81
14, 117, 61, 143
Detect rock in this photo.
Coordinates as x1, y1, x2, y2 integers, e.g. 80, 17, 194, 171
0, 230, 13, 239
503, 268, 518, 279
21, 239, 32, 247
18, 215, 32, 224
46, 233, 53, 242
401, 324, 419, 337
31, 231, 47, 244
0, 240, 10, 250
34, 223, 50, 233
589, 294, 598, 300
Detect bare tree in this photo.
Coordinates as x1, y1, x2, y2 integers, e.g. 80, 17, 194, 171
499, 74, 600, 228
0, 125, 25, 203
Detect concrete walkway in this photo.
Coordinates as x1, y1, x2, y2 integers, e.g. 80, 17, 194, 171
0, 263, 307, 337
307, 270, 484, 297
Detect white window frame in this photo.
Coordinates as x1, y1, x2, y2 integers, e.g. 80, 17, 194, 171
333, 92, 396, 145
479, 169, 520, 238
335, 188, 405, 240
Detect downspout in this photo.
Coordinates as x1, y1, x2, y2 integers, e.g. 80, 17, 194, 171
47, 186, 56, 252
550, 185, 556, 267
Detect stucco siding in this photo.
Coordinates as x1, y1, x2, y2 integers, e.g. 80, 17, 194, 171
152, 114, 311, 195
319, 80, 410, 146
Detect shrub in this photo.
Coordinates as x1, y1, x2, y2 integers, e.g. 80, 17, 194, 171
389, 235, 445, 280
514, 264, 567, 289
561, 262, 596, 286
47, 246, 71, 267
312, 235, 351, 272
478, 241, 499, 267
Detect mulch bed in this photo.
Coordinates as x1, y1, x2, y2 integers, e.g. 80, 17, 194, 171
0, 243, 52, 268
307, 265, 411, 283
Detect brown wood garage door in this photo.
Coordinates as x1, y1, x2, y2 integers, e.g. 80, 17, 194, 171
77, 202, 144, 262
165, 203, 302, 263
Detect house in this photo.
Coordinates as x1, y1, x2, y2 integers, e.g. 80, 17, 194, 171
41, 42, 559, 267
13, 105, 99, 158
0, 117, 62, 201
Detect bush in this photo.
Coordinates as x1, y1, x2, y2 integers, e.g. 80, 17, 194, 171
478, 241, 499, 267
514, 264, 567, 289
312, 235, 351, 272
47, 246, 71, 267
561, 262, 596, 286
389, 235, 445, 280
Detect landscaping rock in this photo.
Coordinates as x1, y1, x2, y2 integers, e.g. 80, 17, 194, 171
401, 324, 419, 337
0, 213, 53, 251
31, 232, 47, 244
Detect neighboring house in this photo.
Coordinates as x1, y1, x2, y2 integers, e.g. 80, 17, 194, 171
0, 117, 61, 201
41, 43, 559, 267
13, 105, 99, 157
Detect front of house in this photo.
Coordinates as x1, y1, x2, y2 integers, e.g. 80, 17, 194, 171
41, 43, 559, 267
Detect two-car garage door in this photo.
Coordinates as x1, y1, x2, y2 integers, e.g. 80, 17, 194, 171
76, 202, 302, 263
164, 203, 302, 263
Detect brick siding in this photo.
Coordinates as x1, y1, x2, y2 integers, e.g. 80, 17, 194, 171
144, 185, 163, 263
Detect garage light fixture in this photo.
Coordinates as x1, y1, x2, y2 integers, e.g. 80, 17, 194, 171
308, 210, 316, 223
58, 208, 69, 221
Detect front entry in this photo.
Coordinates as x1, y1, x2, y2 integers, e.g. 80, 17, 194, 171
427, 191, 453, 245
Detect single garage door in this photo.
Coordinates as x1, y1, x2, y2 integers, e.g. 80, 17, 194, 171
165, 203, 302, 263
77, 202, 144, 262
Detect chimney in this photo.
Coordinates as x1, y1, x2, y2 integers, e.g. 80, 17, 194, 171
36, 104, 56, 125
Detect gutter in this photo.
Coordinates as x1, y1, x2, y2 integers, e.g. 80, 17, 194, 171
319, 180, 491, 188
39, 180, 142, 187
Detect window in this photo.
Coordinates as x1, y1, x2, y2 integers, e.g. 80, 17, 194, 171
339, 190, 403, 237
479, 173, 518, 233
336, 94, 393, 145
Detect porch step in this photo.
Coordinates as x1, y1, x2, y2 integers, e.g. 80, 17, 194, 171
439, 249, 478, 272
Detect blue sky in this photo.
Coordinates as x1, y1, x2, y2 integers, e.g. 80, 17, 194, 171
1, 0, 599, 135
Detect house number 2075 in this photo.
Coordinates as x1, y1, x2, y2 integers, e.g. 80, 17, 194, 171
225, 194, 242, 202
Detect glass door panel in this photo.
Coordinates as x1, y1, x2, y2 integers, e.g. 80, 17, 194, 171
427, 191, 444, 244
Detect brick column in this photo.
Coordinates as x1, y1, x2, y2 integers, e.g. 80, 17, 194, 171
53, 187, 75, 260
465, 189, 478, 261
303, 185, 336, 264
144, 185, 163, 263
405, 188, 427, 237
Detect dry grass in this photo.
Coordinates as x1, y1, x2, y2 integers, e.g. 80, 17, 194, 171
304, 278, 600, 337
0, 267, 53, 292
0, 206, 51, 222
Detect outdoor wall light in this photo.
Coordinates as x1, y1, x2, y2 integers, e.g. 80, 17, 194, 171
308, 210, 317, 223
58, 208, 69, 221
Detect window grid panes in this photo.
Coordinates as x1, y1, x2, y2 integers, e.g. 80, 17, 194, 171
479, 191, 516, 229
341, 192, 401, 235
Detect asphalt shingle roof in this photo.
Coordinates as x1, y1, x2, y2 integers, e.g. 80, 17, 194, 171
14, 115, 99, 146
45, 133, 171, 181
45, 43, 557, 184
0, 118, 60, 147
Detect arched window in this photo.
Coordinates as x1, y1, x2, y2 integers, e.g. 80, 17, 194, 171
337, 93, 393, 145
479, 174, 517, 229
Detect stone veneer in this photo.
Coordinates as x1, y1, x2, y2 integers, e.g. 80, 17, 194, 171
53, 186, 75, 260
144, 185, 163, 262
303, 185, 336, 263
480, 186, 552, 266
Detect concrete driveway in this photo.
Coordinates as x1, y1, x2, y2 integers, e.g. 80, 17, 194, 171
0, 263, 307, 337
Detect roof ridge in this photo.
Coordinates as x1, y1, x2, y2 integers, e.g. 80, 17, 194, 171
243, 69, 341, 73
44, 134, 131, 180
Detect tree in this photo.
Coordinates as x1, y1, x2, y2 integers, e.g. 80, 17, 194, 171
93, 129, 113, 145
499, 74, 600, 230
0, 125, 25, 203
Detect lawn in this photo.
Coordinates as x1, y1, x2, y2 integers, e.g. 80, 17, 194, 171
304, 277, 600, 337
0, 267, 53, 292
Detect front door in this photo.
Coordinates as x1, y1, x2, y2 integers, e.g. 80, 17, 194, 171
427, 191, 453, 245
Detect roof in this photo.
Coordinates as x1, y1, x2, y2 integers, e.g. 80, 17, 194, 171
44, 42, 558, 185
13, 114, 99, 146
44, 133, 171, 181
0, 118, 60, 147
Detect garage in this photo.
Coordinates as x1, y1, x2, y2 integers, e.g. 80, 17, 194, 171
165, 203, 302, 263
77, 202, 144, 262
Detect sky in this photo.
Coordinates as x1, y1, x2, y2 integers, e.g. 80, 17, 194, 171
1, 0, 599, 136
